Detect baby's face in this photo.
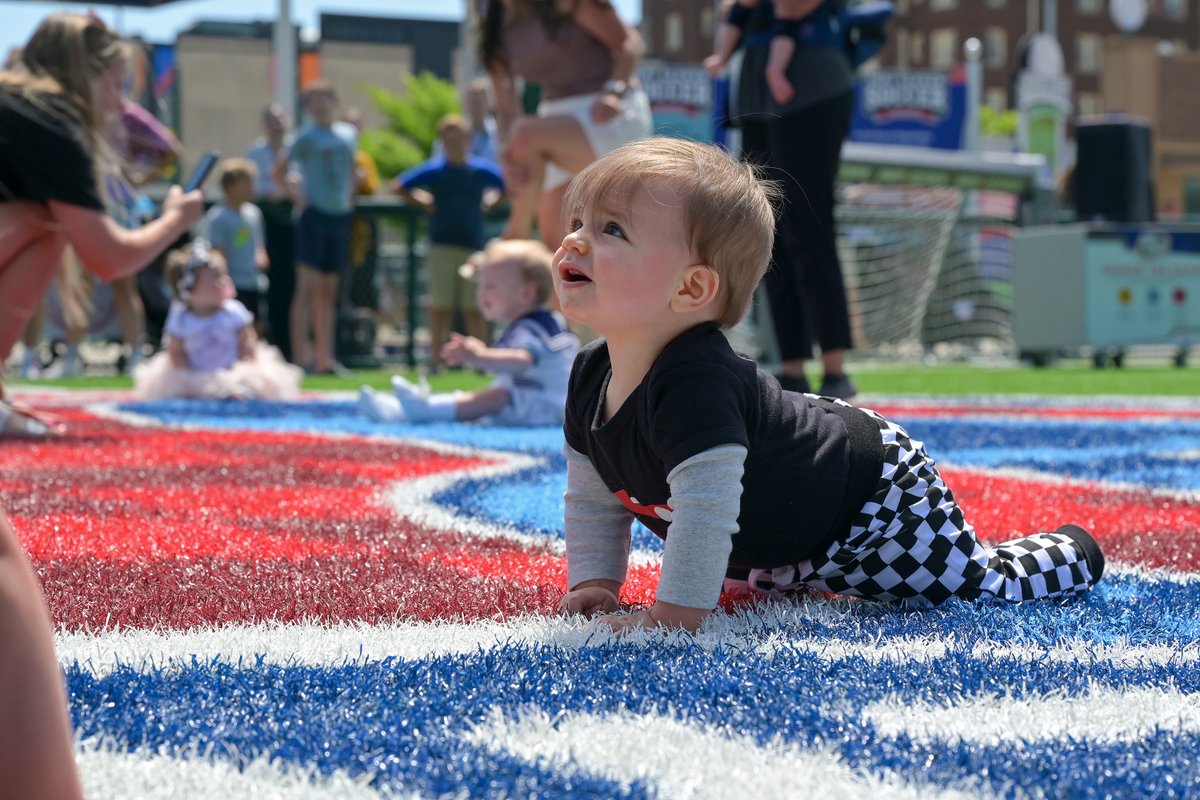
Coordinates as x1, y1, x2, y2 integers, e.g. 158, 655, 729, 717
552, 181, 697, 337
475, 260, 533, 323
188, 258, 235, 312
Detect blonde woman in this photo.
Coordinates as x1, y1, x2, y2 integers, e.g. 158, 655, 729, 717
0, 13, 203, 436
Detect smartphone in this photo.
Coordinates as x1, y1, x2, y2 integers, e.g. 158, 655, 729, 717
182, 150, 219, 193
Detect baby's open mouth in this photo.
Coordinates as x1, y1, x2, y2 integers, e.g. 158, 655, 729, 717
559, 265, 591, 283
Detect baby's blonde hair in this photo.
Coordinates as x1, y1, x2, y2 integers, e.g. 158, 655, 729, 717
563, 137, 777, 329
478, 238, 555, 306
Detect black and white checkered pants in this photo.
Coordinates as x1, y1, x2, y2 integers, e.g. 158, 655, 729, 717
748, 407, 1102, 606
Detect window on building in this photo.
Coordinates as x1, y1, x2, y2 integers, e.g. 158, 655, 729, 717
985, 87, 1008, 109
912, 32, 926, 64
930, 0, 958, 9
1076, 33, 1102, 73
1185, 177, 1200, 218
700, 6, 713, 39
895, 0, 909, 13
665, 12, 683, 53
931, 28, 958, 69
984, 0, 1007, 7
1076, 0, 1102, 14
984, 27, 1007, 68
896, 28, 911, 68
1077, 92, 1102, 116
1162, 0, 1186, 20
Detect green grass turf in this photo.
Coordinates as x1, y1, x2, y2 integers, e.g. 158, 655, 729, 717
10, 360, 1199, 397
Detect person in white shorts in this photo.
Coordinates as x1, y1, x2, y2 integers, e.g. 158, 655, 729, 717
478, 0, 653, 254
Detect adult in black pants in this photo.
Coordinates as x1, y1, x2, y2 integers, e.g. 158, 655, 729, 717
247, 104, 297, 361
730, 0, 857, 399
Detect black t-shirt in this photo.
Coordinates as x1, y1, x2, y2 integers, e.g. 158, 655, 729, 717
564, 323, 884, 567
0, 87, 104, 210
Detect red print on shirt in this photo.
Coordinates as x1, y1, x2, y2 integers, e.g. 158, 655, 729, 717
614, 490, 673, 522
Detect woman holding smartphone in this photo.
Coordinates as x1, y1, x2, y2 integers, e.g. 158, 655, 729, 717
0, 13, 204, 437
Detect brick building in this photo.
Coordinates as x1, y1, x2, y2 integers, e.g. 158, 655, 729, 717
881, 0, 1196, 116
640, 1, 1196, 116
639, 0, 1200, 214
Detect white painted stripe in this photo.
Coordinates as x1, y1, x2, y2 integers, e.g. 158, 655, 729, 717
57, 601, 1200, 677
374, 440, 661, 568
463, 708, 986, 800
77, 738, 403, 800
863, 686, 1200, 745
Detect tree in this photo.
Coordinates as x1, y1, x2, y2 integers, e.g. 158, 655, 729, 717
980, 106, 1018, 138
360, 71, 461, 180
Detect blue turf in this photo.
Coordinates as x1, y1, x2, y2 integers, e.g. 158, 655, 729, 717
68, 572, 1200, 799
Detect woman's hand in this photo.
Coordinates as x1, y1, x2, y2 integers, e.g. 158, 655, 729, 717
160, 185, 205, 228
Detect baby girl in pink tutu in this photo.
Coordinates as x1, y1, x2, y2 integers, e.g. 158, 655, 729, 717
134, 240, 301, 400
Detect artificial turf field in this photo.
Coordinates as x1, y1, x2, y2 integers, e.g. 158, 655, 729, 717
4, 360, 1199, 799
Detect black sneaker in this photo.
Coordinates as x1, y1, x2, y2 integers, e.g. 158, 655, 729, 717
818, 372, 858, 400
774, 373, 811, 394
1056, 524, 1105, 585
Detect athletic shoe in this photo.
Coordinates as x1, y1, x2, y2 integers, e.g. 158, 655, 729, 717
818, 372, 858, 400
357, 385, 406, 422
19, 351, 41, 380
124, 348, 145, 375
1055, 523, 1105, 586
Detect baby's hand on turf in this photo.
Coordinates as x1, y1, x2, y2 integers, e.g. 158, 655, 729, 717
598, 601, 709, 635
560, 585, 619, 619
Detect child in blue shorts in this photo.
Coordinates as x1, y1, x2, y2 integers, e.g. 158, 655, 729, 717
281, 79, 357, 374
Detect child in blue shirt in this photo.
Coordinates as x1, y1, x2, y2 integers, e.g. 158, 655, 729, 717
204, 158, 268, 321
394, 114, 505, 370
359, 238, 578, 425
279, 79, 357, 374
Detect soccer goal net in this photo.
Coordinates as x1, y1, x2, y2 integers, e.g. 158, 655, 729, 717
741, 143, 1047, 366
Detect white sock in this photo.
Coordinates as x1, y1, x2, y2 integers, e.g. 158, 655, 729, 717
358, 386, 405, 422
391, 375, 458, 422
423, 393, 459, 422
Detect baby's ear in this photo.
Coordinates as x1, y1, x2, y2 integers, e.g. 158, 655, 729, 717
670, 265, 721, 315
